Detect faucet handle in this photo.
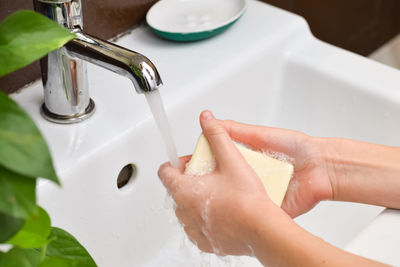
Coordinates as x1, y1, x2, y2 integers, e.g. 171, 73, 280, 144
34, 0, 83, 30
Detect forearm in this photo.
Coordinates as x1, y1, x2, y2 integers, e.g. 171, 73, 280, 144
320, 137, 400, 208
248, 205, 387, 266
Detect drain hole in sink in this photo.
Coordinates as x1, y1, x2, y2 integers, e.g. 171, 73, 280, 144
117, 164, 137, 190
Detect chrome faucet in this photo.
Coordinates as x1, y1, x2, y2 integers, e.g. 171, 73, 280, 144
34, 0, 162, 124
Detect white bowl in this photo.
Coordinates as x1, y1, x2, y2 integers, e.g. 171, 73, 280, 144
146, 0, 247, 41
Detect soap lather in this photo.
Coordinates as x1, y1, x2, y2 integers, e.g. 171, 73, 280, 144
185, 134, 294, 207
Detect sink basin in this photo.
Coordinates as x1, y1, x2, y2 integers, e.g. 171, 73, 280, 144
12, 0, 400, 266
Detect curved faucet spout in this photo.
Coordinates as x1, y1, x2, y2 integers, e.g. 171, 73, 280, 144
66, 29, 162, 94
34, 0, 163, 124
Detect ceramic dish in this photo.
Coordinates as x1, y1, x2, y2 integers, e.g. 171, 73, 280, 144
146, 0, 247, 41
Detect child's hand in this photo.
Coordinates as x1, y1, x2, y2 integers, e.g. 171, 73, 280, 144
221, 120, 333, 218
158, 111, 283, 255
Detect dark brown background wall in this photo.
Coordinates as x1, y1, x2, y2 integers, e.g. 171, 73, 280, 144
1, 0, 400, 93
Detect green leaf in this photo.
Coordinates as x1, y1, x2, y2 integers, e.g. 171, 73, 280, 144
0, 227, 97, 267
0, 247, 41, 267
44, 227, 97, 267
7, 207, 51, 248
0, 10, 76, 78
0, 166, 37, 218
0, 211, 24, 242
0, 91, 59, 184
39, 257, 70, 267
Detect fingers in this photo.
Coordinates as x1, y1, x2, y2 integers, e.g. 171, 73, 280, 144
221, 119, 306, 155
179, 155, 192, 168
184, 226, 213, 253
158, 155, 191, 193
199, 110, 244, 170
221, 120, 267, 150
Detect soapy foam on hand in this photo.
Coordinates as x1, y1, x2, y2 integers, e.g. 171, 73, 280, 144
185, 134, 294, 207
162, 191, 247, 267
186, 159, 216, 176
161, 133, 291, 266
262, 150, 295, 166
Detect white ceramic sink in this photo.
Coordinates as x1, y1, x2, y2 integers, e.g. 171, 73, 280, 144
13, 1, 400, 266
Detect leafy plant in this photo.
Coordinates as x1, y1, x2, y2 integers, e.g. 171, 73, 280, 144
0, 10, 96, 266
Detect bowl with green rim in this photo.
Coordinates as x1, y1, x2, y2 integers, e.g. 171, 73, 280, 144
146, 0, 247, 42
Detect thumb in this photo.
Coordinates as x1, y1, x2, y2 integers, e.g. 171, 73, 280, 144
200, 110, 243, 170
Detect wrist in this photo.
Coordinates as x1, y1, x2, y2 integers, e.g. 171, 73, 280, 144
303, 135, 336, 202
243, 201, 294, 258
245, 202, 326, 266
237, 198, 281, 245
316, 137, 345, 201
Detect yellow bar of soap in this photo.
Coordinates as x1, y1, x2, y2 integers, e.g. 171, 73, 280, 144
185, 134, 294, 207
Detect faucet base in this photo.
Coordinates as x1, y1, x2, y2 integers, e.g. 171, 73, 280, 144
40, 99, 96, 124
